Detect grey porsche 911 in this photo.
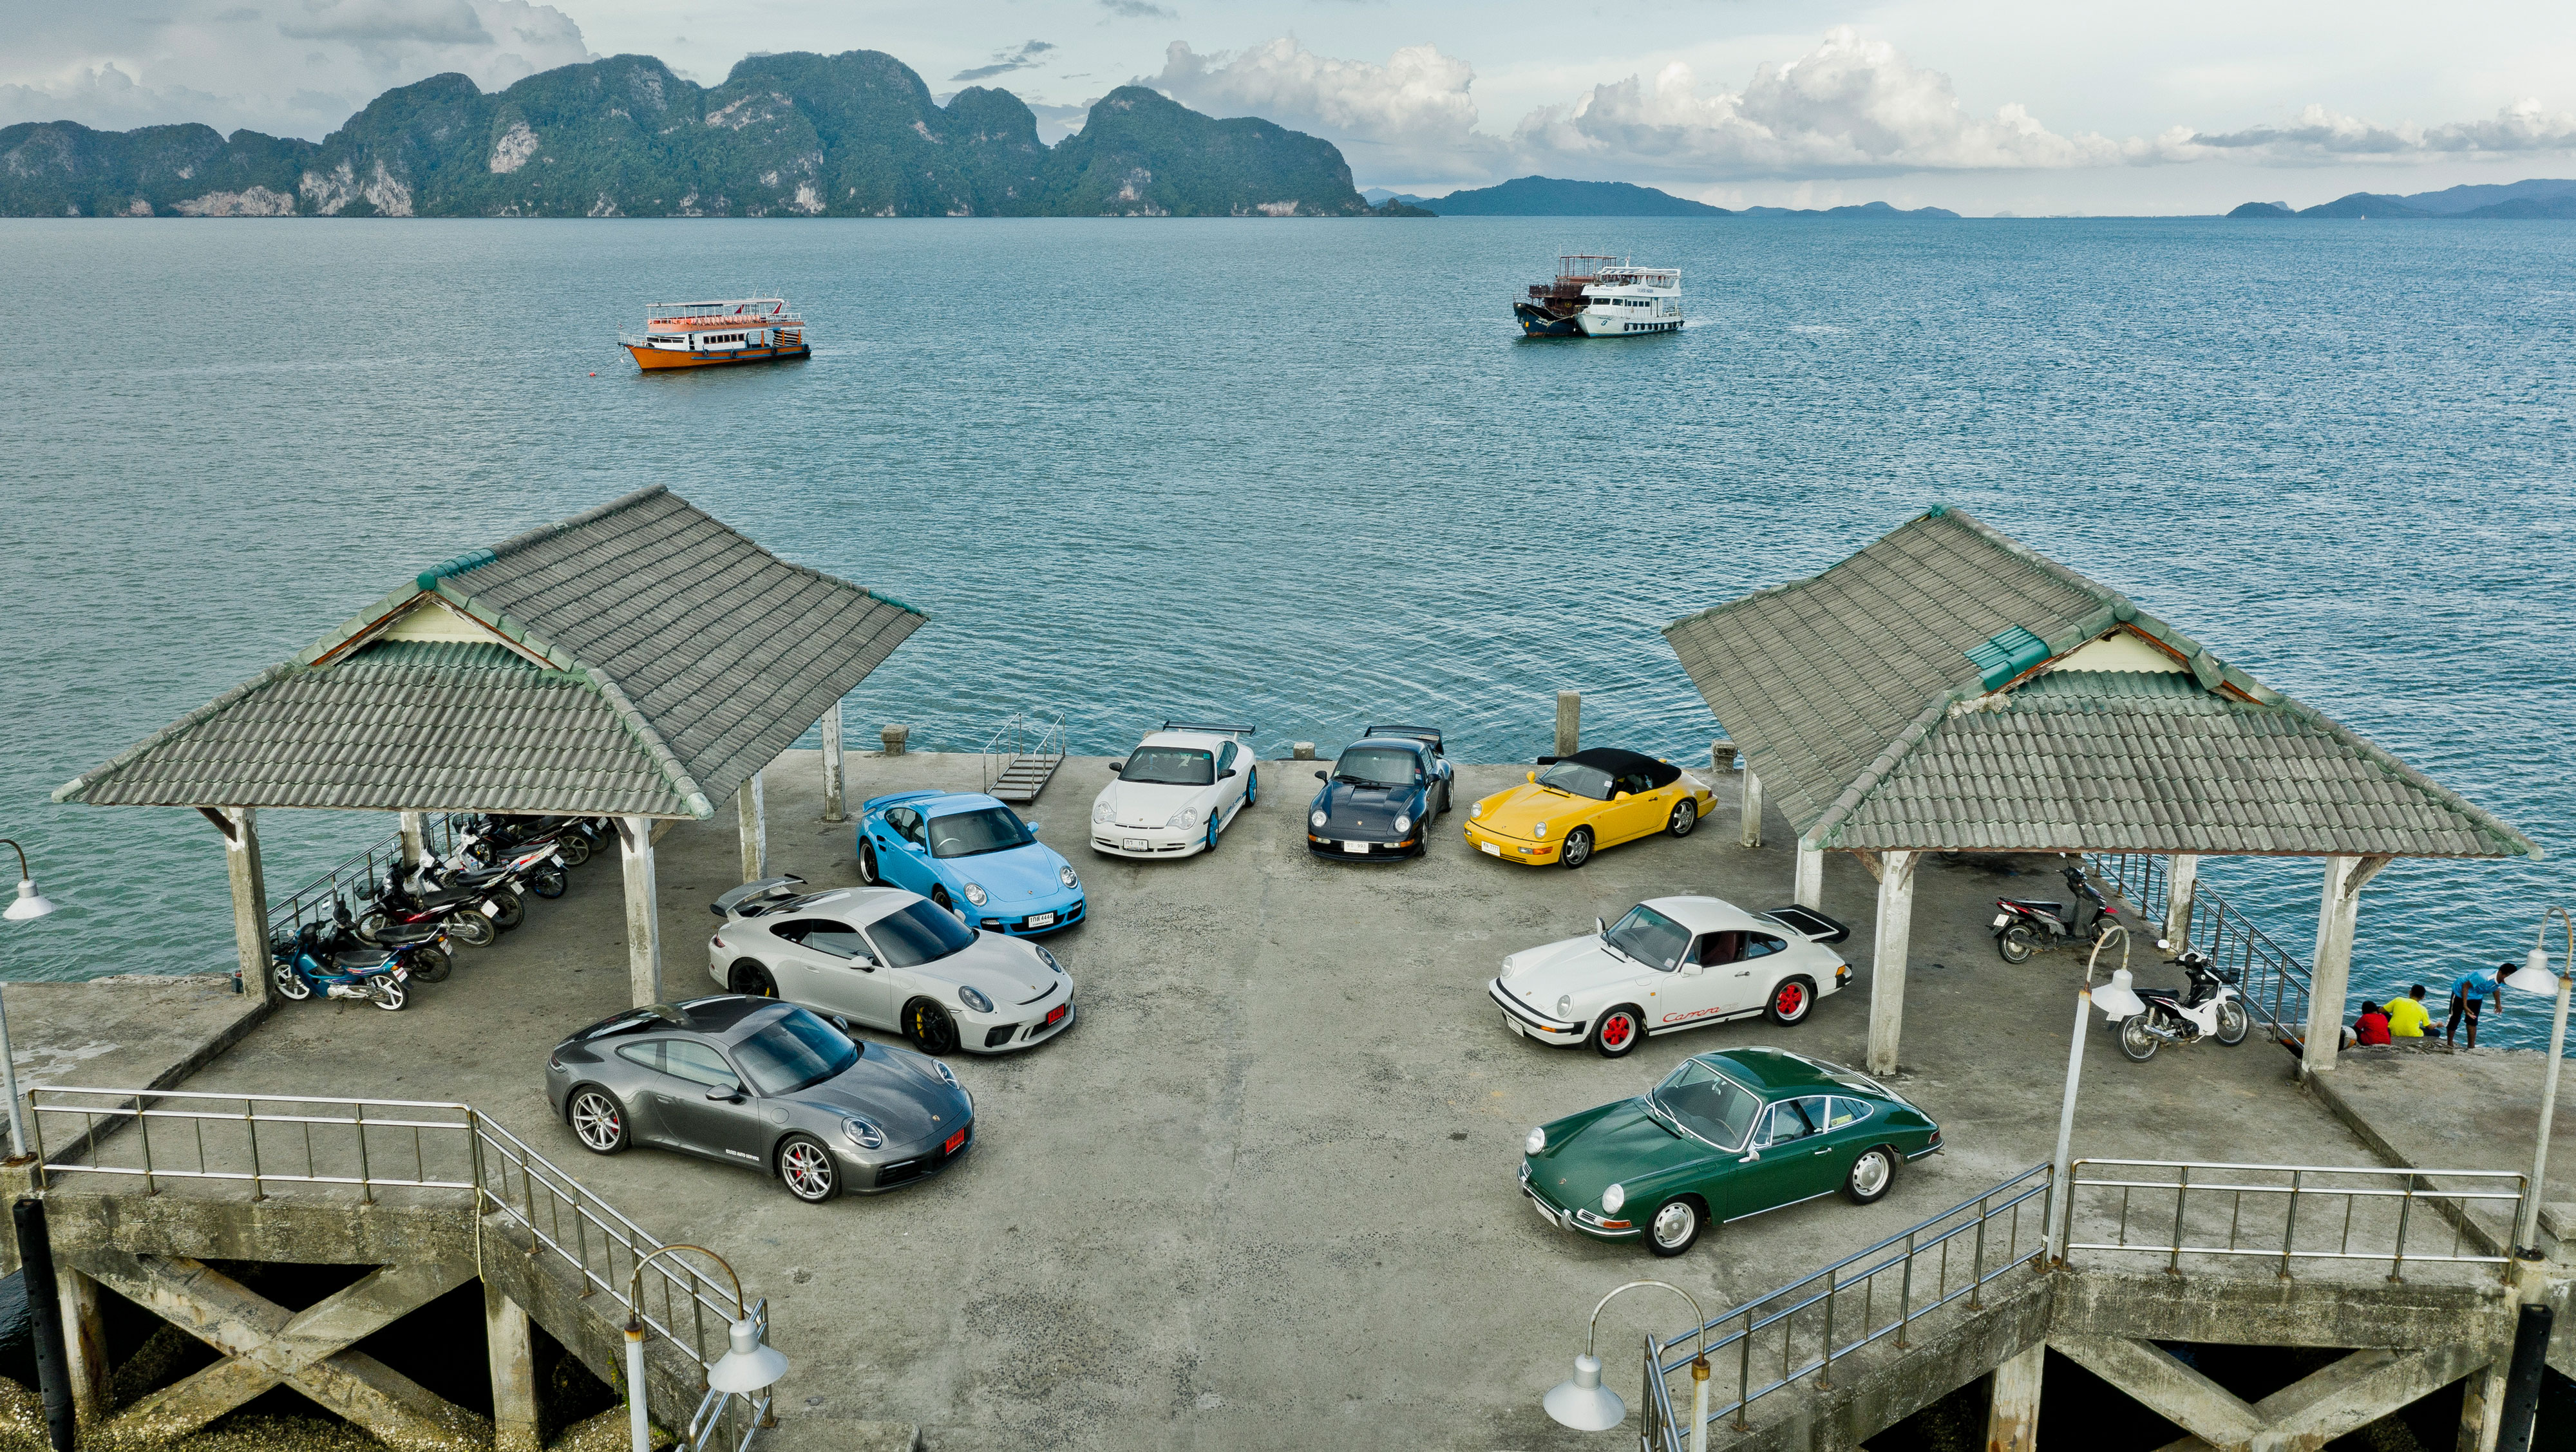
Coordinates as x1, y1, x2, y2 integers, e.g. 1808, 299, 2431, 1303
543, 995, 974, 1203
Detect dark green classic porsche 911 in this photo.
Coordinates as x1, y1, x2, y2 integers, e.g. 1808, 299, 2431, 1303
1519, 1046, 1942, 1256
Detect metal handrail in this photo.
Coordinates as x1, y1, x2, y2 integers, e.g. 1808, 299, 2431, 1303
266, 813, 469, 938
2087, 853, 2313, 1042
981, 710, 1066, 795
2061, 1158, 2526, 1280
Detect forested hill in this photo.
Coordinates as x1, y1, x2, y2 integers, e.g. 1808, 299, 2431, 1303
0, 53, 1381, 218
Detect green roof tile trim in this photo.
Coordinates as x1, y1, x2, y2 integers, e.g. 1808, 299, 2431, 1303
866, 588, 928, 618
417, 548, 497, 590
1662, 506, 2533, 860
1966, 626, 2050, 690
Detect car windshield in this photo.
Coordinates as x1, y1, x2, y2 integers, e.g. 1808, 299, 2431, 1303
1605, 904, 1690, 972
1122, 746, 1214, 786
1332, 746, 1419, 787
732, 1008, 860, 1095
930, 807, 1034, 859
1650, 1059, 1763, 1149
866, 901, 978, 967
1536, 760, 1614, 800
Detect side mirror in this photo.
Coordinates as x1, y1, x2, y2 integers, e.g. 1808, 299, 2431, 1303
1026, 822, 1041, 835
1108, 761, 1126, 774
1220, 769, 1237, 780
827, 1014, 853, 1033
1680, 962, 1703, 977
1615, 791, 1631, 801
1315, 770, 1328, 781
1595, 917, 1607, 937
1738, 1151, 1760, 1164
1526, 771, 1537, 784
706, 1085, 742, 1102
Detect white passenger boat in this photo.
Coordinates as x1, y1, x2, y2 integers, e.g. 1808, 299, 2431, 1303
1515, 256, 1684, 337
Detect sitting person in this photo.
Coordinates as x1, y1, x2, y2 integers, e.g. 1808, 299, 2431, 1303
2384, 984, 2432, 1040
2353, 1002, 2392, 1046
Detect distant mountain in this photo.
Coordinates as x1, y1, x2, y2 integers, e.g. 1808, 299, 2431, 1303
0, 53, 1379, 218
1423, 176, 1730, 216
1738, 201, 1960, 219
2228, 178, 2576, 221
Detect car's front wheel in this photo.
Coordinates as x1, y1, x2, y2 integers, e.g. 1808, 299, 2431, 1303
569, 1087, 629, 1154
1844, 1146, 1897, 1204
1767, 976, 1816, 1026
1559, 827, 1594, 870
905, 998, 960, 1055
777, 1134, 841, 1203
1668, 799, 1697, 837
1646, 1196, 1704, 1256
731, 961, 775, 997
1591, 1004, 1643, 1058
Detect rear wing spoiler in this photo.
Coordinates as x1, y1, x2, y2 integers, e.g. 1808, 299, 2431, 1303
1160, 721, 1258, 737
711, 875, 806, 919
1363, 724, 1444, 753
1764, 905, 1850, 945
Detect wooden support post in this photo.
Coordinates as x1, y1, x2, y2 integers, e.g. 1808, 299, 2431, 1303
397, 812, 426, 869
1868, 850, 1919, 1077
1795, 839, 1824, 909
1739, 769, 1765, 849
618, 816, 661, 1009
1985, 1342, 2043, 1452
484, 1283, 541, 1452
221, 808, 274, 1006
2304, 854, 2390, 1075
1554, 692, 1580, 757
821, 699, 846, 824
55, 1265, 108, 1433
2164, 853, 2198, 947
737, 772, 765, 883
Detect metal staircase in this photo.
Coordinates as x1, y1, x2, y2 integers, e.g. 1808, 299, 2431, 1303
983, 711, 1067, 804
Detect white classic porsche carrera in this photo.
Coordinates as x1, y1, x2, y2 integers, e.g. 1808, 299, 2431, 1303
1090, 722, 1259, 859
1488, 896, 1853, 1057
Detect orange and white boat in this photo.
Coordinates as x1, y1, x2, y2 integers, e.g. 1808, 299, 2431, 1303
620, 297, 811, 370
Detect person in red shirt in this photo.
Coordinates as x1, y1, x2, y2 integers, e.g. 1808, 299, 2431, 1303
2354, 1002, 2393, 1046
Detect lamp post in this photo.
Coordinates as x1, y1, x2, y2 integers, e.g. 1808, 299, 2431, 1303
2045, 925, 2142, 1263
2501, 907, 2575, 1256
1543, 1279, 1710, 1452
623, 1245, 786, 1452
0, 840, 60, 1167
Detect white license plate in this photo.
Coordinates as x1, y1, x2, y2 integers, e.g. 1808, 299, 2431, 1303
1530, 1194, 1565, 1229
1991, 914, 2009, 928
480, 901, 501, 917
1480, 842, 1501, 857
1341, 840, 1368, 854
1122, 838, 1149, 852
1504, 1014, 1525, 1038
1027, 912, 1056, 929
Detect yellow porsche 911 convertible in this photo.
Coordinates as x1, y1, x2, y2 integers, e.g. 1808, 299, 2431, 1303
1462, 748, 1718, 869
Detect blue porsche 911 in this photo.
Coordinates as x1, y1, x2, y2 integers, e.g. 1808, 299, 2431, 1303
1306, 725, 1455, 860
856, 791, 1086, 936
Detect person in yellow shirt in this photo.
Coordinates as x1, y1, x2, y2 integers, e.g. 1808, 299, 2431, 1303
2383, 984, 2432, 1039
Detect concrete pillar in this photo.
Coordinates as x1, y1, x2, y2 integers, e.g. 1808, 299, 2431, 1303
1554, 692, 1580, 757
1739, 769, 1765, 849
618, 816, 661, 1008
881, 724, 909, 757
222, 807, 275, 1006
2459, 1353, 2508, 1452
2164, 853, 2199, 946
820, 700, 846, 823
1868, 849, 1919, 1077
2304, 854, 2389, 1074
1794, 839, 1824, 909
1985, 1342, 2043, 1452
54, 1265, 107, 1433
485, 1283, 542, 1452
397, 811, 426, 869
737, 771, 766, 883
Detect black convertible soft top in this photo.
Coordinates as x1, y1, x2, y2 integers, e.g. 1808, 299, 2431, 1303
1537, 748, 1681, 789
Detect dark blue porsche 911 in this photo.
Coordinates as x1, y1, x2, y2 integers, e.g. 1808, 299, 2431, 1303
1306, 726, 1455, 860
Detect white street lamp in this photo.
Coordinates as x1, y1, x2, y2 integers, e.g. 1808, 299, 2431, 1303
0, 840, 57, 1167
1544, 1279, 1711, 1452
2045, 924, 2134, 1262
2502, 909, 2574, 1256
625, 1245, 786, 1452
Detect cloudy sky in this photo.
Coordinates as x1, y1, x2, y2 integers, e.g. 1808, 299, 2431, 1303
8, 0, 2575, 213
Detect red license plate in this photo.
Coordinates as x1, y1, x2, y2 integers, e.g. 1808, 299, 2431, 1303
943, 1127, 967, 1155
1045, 1003, 1067, 1026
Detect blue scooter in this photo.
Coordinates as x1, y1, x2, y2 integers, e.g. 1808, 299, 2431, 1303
270, 921, 419, 1010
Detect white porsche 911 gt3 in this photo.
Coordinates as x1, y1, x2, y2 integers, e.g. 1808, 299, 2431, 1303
1090, 721, 1258, 859
1488, 897, 1853, 1057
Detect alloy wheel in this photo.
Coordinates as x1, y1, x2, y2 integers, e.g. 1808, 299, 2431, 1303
274, 963, 312, 1001
1560, 828, 1593, 870
1592, 1006, 1641, 1057
858, 841, 878, 885
779, 1136, 838, 1202
1769, 978, 1812, 1024
1669, 800, 1696, 836
571, 1091, 626, 1153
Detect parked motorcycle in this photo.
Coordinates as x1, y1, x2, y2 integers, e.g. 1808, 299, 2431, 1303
1991, 865, 2114, 963
332, 898, 453, 982
356, 867, 506, 948
2107, 941, 2249, 1061
457, 815, 600, 870
270, 922, 419, 1010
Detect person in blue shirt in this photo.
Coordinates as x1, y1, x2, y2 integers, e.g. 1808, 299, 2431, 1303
2445, 963, 2510, 1049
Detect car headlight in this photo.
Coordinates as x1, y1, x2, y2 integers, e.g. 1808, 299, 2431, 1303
1394, 814, 1412, 833
1168, 807, 1200, 829
1092, 800, 1113, 824
962, 882, 987, 907
842, 1117, 885, 1149
1470, 800, 1484, 818
1557, 994, 1573, 1017
1058, 865, 1078, 888
932, 1059, 960, 1088
1035, 944, 1064, 974
1602, 1183, 1625, 1214
958, 985, 993, 1013
1311, 809, 1328, 829
1525, 1126, 1547, 1155
1533, 821, 1549, 838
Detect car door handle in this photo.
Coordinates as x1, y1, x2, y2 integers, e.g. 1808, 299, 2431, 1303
1812, 1147, 1832, 1156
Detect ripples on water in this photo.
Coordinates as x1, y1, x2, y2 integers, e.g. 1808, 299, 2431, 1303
2, 217, 2570, 1046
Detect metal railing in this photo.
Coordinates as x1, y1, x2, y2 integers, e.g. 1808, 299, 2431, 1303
1640, 1164, 2054, 1447
2060, 1158, 2526, 1281
2088, 853, 2313, 1042
28, 1086, 774, 1444
981, 710, 1066, 795
267, 813, 469, 938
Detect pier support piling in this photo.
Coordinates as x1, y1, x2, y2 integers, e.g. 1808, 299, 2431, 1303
2163, 853, 2198, 946
1555, 692, 1580, 757
1739, 769, 1765, 849
53, 1265, 106, 1435
737, 771, 766, 883
1867, 849, 1919, 1077
2304, 853, 2391, 1073
1984, 1343, 2043, 1452
1795, 839, 1824, 909
820, 701, 846, 824
486, 1284, 542, 1452
397, 811, 426, 869
618, 816, 662, 1009
216, 807, 273, 1007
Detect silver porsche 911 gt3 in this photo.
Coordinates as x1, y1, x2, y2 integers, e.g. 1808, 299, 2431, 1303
543, 995, 974, 1202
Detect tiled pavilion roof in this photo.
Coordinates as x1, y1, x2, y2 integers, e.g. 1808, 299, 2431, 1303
56, 487, 926, 818
1662, 507, 2533, 860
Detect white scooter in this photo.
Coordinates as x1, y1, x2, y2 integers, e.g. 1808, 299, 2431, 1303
2107, 941, 2249, 1061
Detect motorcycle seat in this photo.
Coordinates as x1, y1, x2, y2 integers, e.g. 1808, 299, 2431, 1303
330, 949, 397, 970
374, 922, 442, 945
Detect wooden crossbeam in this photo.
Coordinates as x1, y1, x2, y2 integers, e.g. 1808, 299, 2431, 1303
80, 1251, 488, 1451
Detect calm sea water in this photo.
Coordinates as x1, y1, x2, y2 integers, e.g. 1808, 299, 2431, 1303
3, 216, 2571, 1046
